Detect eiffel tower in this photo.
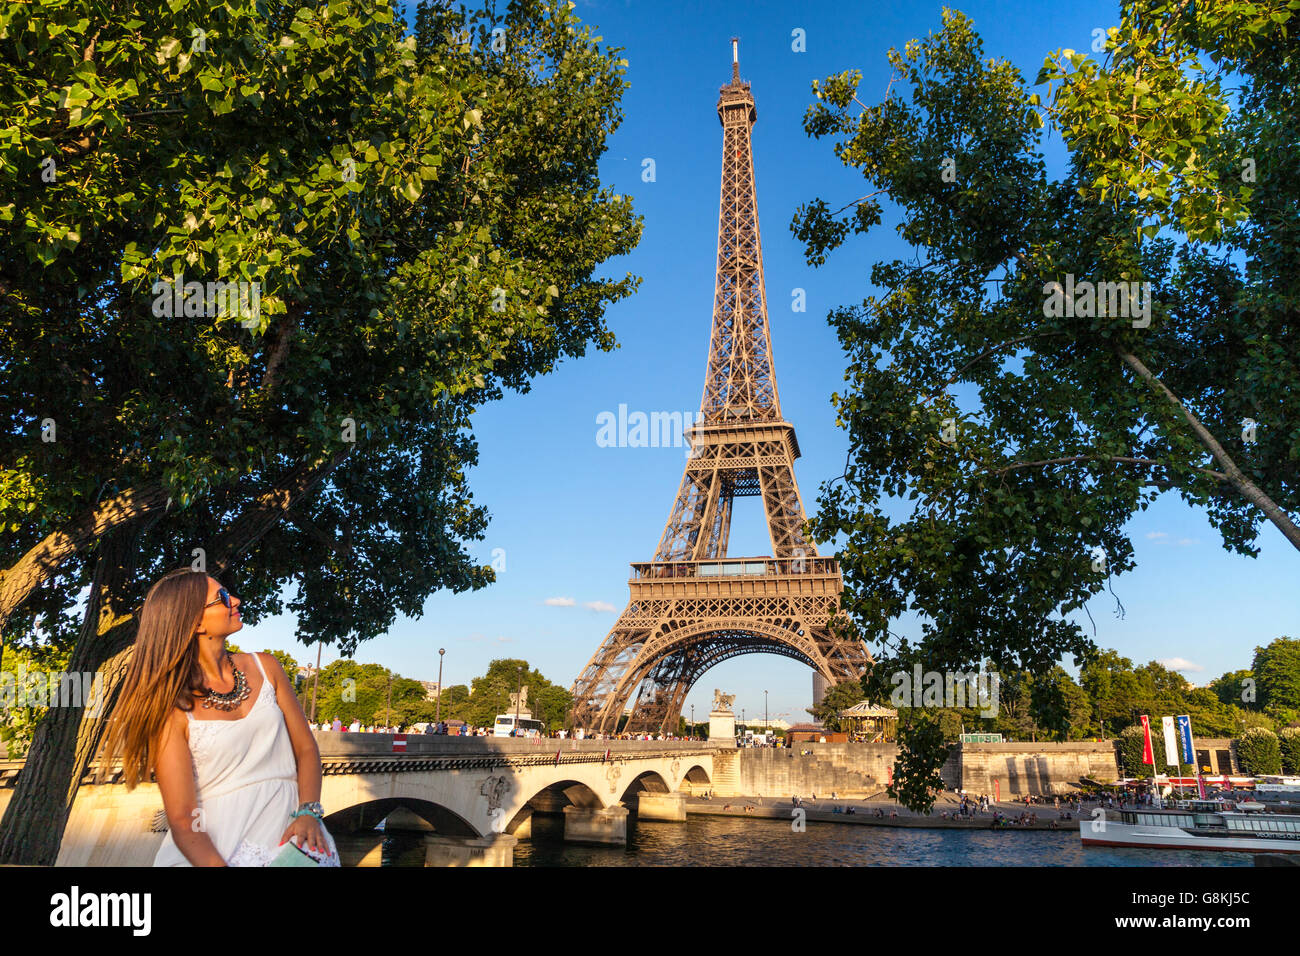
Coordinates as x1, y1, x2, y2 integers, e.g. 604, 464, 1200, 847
568, 40, 872, 735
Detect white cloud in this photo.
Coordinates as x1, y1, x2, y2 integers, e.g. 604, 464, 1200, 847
584, 601, 617, 612
1177, 538, 1197, 547
1159, 657, 1204, 673
544, 596, 576, 607
1145, 531, 1168, 540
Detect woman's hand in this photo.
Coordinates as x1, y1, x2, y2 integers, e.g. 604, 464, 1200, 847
279, 813, 326, 855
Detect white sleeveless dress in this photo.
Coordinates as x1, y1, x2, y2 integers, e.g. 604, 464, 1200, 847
153, 652, 337, 866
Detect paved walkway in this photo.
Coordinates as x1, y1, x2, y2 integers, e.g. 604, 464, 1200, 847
685, 794, 1083, 831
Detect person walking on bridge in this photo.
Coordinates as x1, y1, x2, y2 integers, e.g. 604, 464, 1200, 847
100, 569, 339, 866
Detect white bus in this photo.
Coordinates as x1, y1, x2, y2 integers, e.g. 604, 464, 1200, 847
494, 714, 545, 738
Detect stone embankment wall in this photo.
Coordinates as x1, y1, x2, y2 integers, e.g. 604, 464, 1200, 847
714, 744, 898, 798
717, 741, 1122, 798
956, 743, 1119, 797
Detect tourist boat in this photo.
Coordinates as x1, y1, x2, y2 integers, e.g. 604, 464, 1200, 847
1079, 799, 1300, 854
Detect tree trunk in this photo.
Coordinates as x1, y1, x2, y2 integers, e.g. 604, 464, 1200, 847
0, 524, 140, 865
0, 623, 135, 864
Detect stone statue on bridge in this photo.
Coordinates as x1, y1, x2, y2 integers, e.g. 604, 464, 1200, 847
712, 689, 735, 713
508, 686, 530, 717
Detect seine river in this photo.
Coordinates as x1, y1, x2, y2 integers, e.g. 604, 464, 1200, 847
380, 815, 1252, 866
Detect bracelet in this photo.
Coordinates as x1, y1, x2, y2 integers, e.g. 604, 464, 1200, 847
291, 808, 323, 821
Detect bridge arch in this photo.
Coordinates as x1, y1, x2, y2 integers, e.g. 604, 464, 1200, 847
681, 764, 712, 794
324, 796, 478, 839
618, 769, 672, 804
519, 779, 608, 814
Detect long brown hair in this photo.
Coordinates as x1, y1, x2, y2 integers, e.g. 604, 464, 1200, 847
100, 568, 212, 789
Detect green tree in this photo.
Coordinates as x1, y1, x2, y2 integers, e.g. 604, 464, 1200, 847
1182, 687, 1240, 739
1253, 637, 1300, 714
464, 659, 567, 730
532, 684, 573, 734
371, 676, 435, 729
990, 670, 1037, 741
1116, 724, 1153, 777
1279, 728, 1300, 775
435, 684, 470, 722
887, 713, 951, 814
793, 4, 1299, 809
313, 660, 388, 726
0, 643, 71, 759
1235, 726, 1282, 775
807, 679, 865, 731
1210, 669, 1257, 709
1081, 650, 1146, 737
0, 0, 641, 864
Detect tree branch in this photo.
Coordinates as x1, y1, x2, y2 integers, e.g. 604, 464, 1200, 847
207, 449, 353, 573
987, 454, 1228, 480
0, 483, 171, 634
260, 305, 301, 391
1115, 348, 1300, 551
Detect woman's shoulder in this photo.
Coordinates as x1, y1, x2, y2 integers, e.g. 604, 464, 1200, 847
234, 650, 273, 682
162, 703, 191, 745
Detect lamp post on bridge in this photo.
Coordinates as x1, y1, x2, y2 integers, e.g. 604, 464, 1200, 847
309, 642, 322, 724
764, 690, 768, 735
514, 665, 524, 736
436, 647, 445, 724
691, 704, 695, 739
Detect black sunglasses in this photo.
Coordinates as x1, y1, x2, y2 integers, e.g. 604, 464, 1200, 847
204, 587, 234, 609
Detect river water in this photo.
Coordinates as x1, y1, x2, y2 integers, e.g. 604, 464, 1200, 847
379, 814, 1252, 866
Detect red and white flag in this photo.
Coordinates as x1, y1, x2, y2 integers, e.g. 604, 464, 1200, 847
1139, 715, 1154, 767
392, 733, 407, 752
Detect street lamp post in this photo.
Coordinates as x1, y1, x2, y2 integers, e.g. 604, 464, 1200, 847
514, 666, 524, 736
310, 642, 322, 724
691, 704, 695, 739
764, 690, 768, 735
436, 648, 445, 723
385, 673, 392, 731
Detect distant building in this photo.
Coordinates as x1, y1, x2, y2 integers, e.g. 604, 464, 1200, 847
812, 672, 830, 709
786, 723, 848, 744
419, 680, 441, 702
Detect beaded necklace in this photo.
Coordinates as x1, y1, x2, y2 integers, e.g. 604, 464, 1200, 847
197, 650, 250, 711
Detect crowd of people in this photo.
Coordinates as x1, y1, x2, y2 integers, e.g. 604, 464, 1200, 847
313, 717, 705, 741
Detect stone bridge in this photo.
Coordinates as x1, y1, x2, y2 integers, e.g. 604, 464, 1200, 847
0, 734, 716, 867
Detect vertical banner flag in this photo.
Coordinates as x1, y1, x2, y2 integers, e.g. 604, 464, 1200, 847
1177, 715, 1195, 764
1162, 716, 1179, 767
1139, 715, 1154, 767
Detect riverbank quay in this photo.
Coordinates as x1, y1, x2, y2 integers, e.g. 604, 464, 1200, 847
684, 796, 1079, 831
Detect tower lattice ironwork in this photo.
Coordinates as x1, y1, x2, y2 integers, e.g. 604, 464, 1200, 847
568, 40, 872, 735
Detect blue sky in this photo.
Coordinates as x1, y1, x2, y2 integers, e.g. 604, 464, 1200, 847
251, 0, 1300, 726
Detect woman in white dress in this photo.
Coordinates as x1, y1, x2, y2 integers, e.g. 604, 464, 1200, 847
100, 568, 337, 865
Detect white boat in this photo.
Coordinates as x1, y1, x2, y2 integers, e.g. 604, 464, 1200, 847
1079, 799, 1300, 854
